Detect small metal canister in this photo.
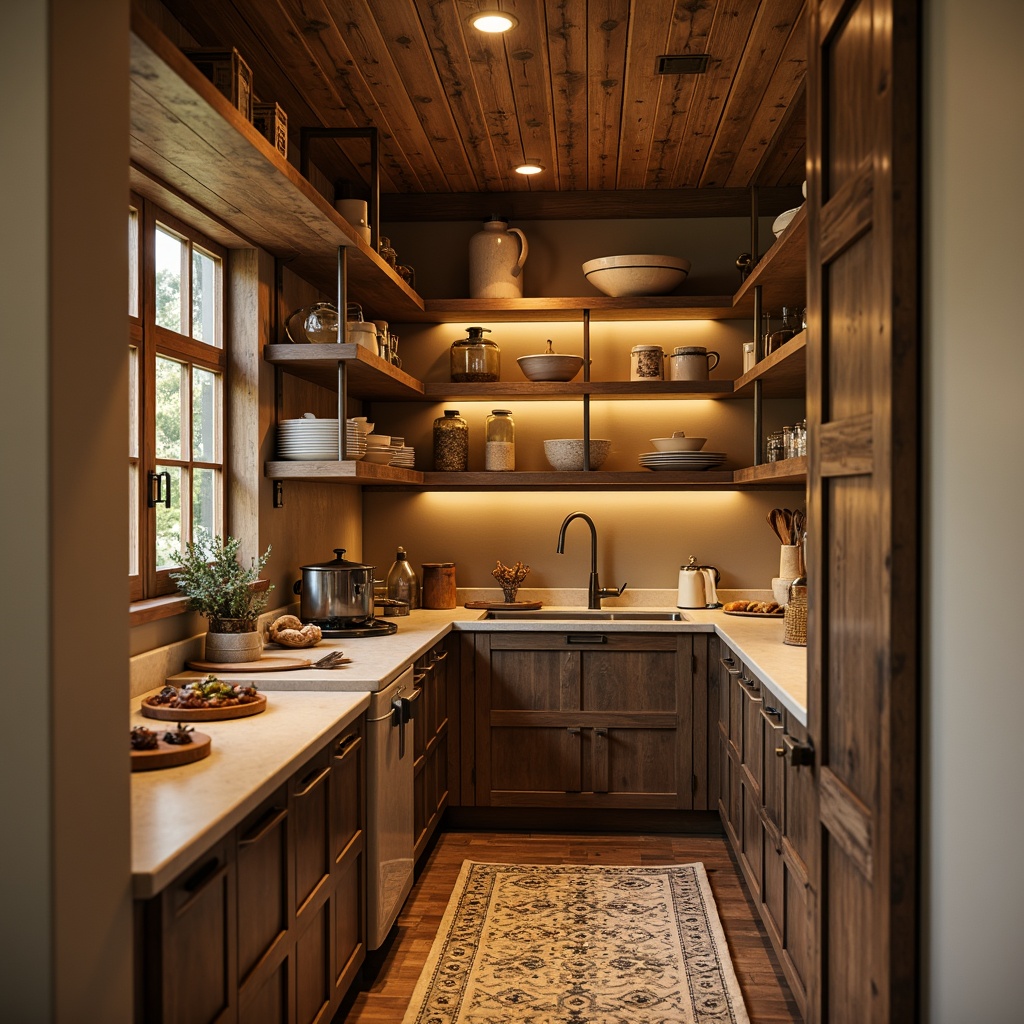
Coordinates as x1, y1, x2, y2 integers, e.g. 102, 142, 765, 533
422, 562, 457, 608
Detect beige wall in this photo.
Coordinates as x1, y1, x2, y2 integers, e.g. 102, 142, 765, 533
924, 0, 1024, 1018
0, 0, 134, 1019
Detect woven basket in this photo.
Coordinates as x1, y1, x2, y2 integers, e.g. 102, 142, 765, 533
784, 584, 808, 646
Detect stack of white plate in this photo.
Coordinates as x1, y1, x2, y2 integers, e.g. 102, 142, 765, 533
277, 418, 367, 461
638, 450, 727, 471
390, 446, 415, 468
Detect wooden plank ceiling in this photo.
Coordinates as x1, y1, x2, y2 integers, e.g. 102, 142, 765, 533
157, 0, 807, 218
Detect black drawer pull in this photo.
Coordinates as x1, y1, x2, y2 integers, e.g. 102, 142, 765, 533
566, 633, 608, 644
294, 763, 331, 797
239, 806, 287, 847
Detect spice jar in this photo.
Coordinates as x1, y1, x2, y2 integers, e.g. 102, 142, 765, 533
450, 326, 500, 382
485, 409, 515, 471
433, 409, 469, 471
630, 345, 664, 381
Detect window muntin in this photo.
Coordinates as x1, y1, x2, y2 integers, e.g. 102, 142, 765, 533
131, 197, 226, 601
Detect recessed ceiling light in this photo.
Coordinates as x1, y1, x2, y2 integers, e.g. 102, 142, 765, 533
515, 160, 544, 175
470, 11, 519, 33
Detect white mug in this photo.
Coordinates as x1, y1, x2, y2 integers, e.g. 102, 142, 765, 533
668, 346, 720, 381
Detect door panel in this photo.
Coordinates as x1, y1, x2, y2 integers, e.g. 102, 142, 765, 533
807, 0, 919, 1020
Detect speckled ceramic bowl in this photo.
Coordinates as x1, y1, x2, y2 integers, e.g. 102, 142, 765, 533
543, 438, 611, 471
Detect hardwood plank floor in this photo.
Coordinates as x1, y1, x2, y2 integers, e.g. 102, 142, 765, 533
336, 828, 802, 1023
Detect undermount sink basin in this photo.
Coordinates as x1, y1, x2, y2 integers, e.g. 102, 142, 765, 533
483, 609, 688, 621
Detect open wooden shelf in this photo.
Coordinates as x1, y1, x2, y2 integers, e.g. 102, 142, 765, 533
733, 205, 807, 314
421, 379, 737, 401
263, 344, 424, 399
129, 8, 422, 319
733, 332, 807, 398
411, 295, 743, 323
732, 456, 808, 486
264, 461, 424, 485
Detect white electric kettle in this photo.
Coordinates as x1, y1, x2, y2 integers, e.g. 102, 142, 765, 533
677, 556, 721, 609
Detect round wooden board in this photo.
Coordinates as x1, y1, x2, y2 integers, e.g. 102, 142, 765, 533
131, 731, 212, 771
140, 694, 267, 722
464, 600, 543, 610
186, 656, 311, 672
723, 609, 785, 618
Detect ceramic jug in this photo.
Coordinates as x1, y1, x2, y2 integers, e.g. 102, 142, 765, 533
469, 216, 528, 298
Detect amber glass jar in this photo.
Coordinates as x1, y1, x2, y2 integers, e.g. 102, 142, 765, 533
450, 326, 500, 382
432, 409, 469, 471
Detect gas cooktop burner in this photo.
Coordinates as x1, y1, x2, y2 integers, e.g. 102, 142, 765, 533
315, 618, 398, 639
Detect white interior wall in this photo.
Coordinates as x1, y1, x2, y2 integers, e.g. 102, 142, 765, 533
924, 1, 1024, 1019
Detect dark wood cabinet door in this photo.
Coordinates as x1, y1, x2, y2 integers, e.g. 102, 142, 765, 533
146, 839, 236, 1024
806, 0, 920, 1020
291, 748, 332, 919
475, 632, 692, 808
236, 787, 290, 996
293, 898, 331, 1024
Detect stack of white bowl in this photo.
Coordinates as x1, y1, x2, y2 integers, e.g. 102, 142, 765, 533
277, 416, 369, 461
363, 433, 415, 467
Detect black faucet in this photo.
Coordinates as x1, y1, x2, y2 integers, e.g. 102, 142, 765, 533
556, 511, 627, 610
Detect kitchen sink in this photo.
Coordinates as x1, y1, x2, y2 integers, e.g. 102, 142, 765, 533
483, 609, 688, 621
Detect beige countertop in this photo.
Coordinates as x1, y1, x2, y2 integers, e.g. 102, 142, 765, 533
136, 601, 806, 898
166, 604, 807, 722
130, 689, 369, 899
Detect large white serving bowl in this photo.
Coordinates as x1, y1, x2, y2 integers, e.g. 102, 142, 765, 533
543, 438, 611, 471
517, 352, 585, 382
582, 254, 691, 297
650, 436, 707, 452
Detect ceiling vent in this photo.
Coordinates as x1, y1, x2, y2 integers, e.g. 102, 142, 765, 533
656, 54, 710, 75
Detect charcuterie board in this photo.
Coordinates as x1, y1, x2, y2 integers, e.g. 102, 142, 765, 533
131, 731, 212, 771
464, 601, 543, 611
141, 693, 267, 722
186, 656, 311, 672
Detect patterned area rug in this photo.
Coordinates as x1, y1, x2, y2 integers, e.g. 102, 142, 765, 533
401, 861, 751, 1024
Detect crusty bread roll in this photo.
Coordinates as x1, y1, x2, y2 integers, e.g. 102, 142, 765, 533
724, 600, 750, 612
269, 616, 321, 647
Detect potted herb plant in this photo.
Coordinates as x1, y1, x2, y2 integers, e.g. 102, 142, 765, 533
171, 535, 274, 663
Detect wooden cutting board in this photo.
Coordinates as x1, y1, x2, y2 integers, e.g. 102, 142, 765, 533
131, 731, 212, 771
463, 600, 543, 610
141, 694, 267, 722
186, 656, 311, 672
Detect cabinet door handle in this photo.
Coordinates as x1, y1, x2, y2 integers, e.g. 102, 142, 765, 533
431, 650, 449, 663
764, 704, 781, 718
239, 806, 288, 847
293, 763, 331, 797
566, 633, 608, 644
567, 727, 581, 735
775, 734, 814, 767
333, 732, 362, 762
176, 857, 227, 917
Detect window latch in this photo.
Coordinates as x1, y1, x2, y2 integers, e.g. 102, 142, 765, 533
147, 470, 171, 509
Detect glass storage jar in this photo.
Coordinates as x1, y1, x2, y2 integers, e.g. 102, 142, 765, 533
484, 409, 515, 471
433, 409, 469, 471
450, 326, 500, 382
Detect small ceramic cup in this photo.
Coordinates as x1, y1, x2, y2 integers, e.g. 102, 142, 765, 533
668, 346, 721, 381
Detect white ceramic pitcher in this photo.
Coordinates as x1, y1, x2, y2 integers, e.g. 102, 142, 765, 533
469, 216, 528, 298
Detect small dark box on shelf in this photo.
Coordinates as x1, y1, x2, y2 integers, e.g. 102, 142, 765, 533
252, 101, 288, 157
184, 47, 253, 121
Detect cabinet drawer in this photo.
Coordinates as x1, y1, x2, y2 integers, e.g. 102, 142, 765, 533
237, 955, 288, 1024
292, 746, 332, 918
738, 670, 763, 782
329, 726, 363, 866
294, 897, 331, 1024
333, 845, 364, 999
760, 701, 785, 830
236, 786, 289, 990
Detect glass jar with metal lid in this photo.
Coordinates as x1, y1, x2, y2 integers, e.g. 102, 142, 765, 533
433, 409, 469, 471
450, 326, 500, 382
484, 409, 515, 471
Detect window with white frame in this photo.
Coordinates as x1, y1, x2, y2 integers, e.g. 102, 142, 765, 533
129, 195, 226, 601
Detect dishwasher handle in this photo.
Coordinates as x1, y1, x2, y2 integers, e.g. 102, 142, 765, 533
390, 687, 421, 758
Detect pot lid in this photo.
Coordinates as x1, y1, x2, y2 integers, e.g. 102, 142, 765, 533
300, 548, 372, 571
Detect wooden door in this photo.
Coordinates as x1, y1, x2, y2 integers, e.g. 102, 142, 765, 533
805, 1, 919, 1021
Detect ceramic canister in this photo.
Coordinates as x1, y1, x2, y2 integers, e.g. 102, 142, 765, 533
630, 345, 664, 381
